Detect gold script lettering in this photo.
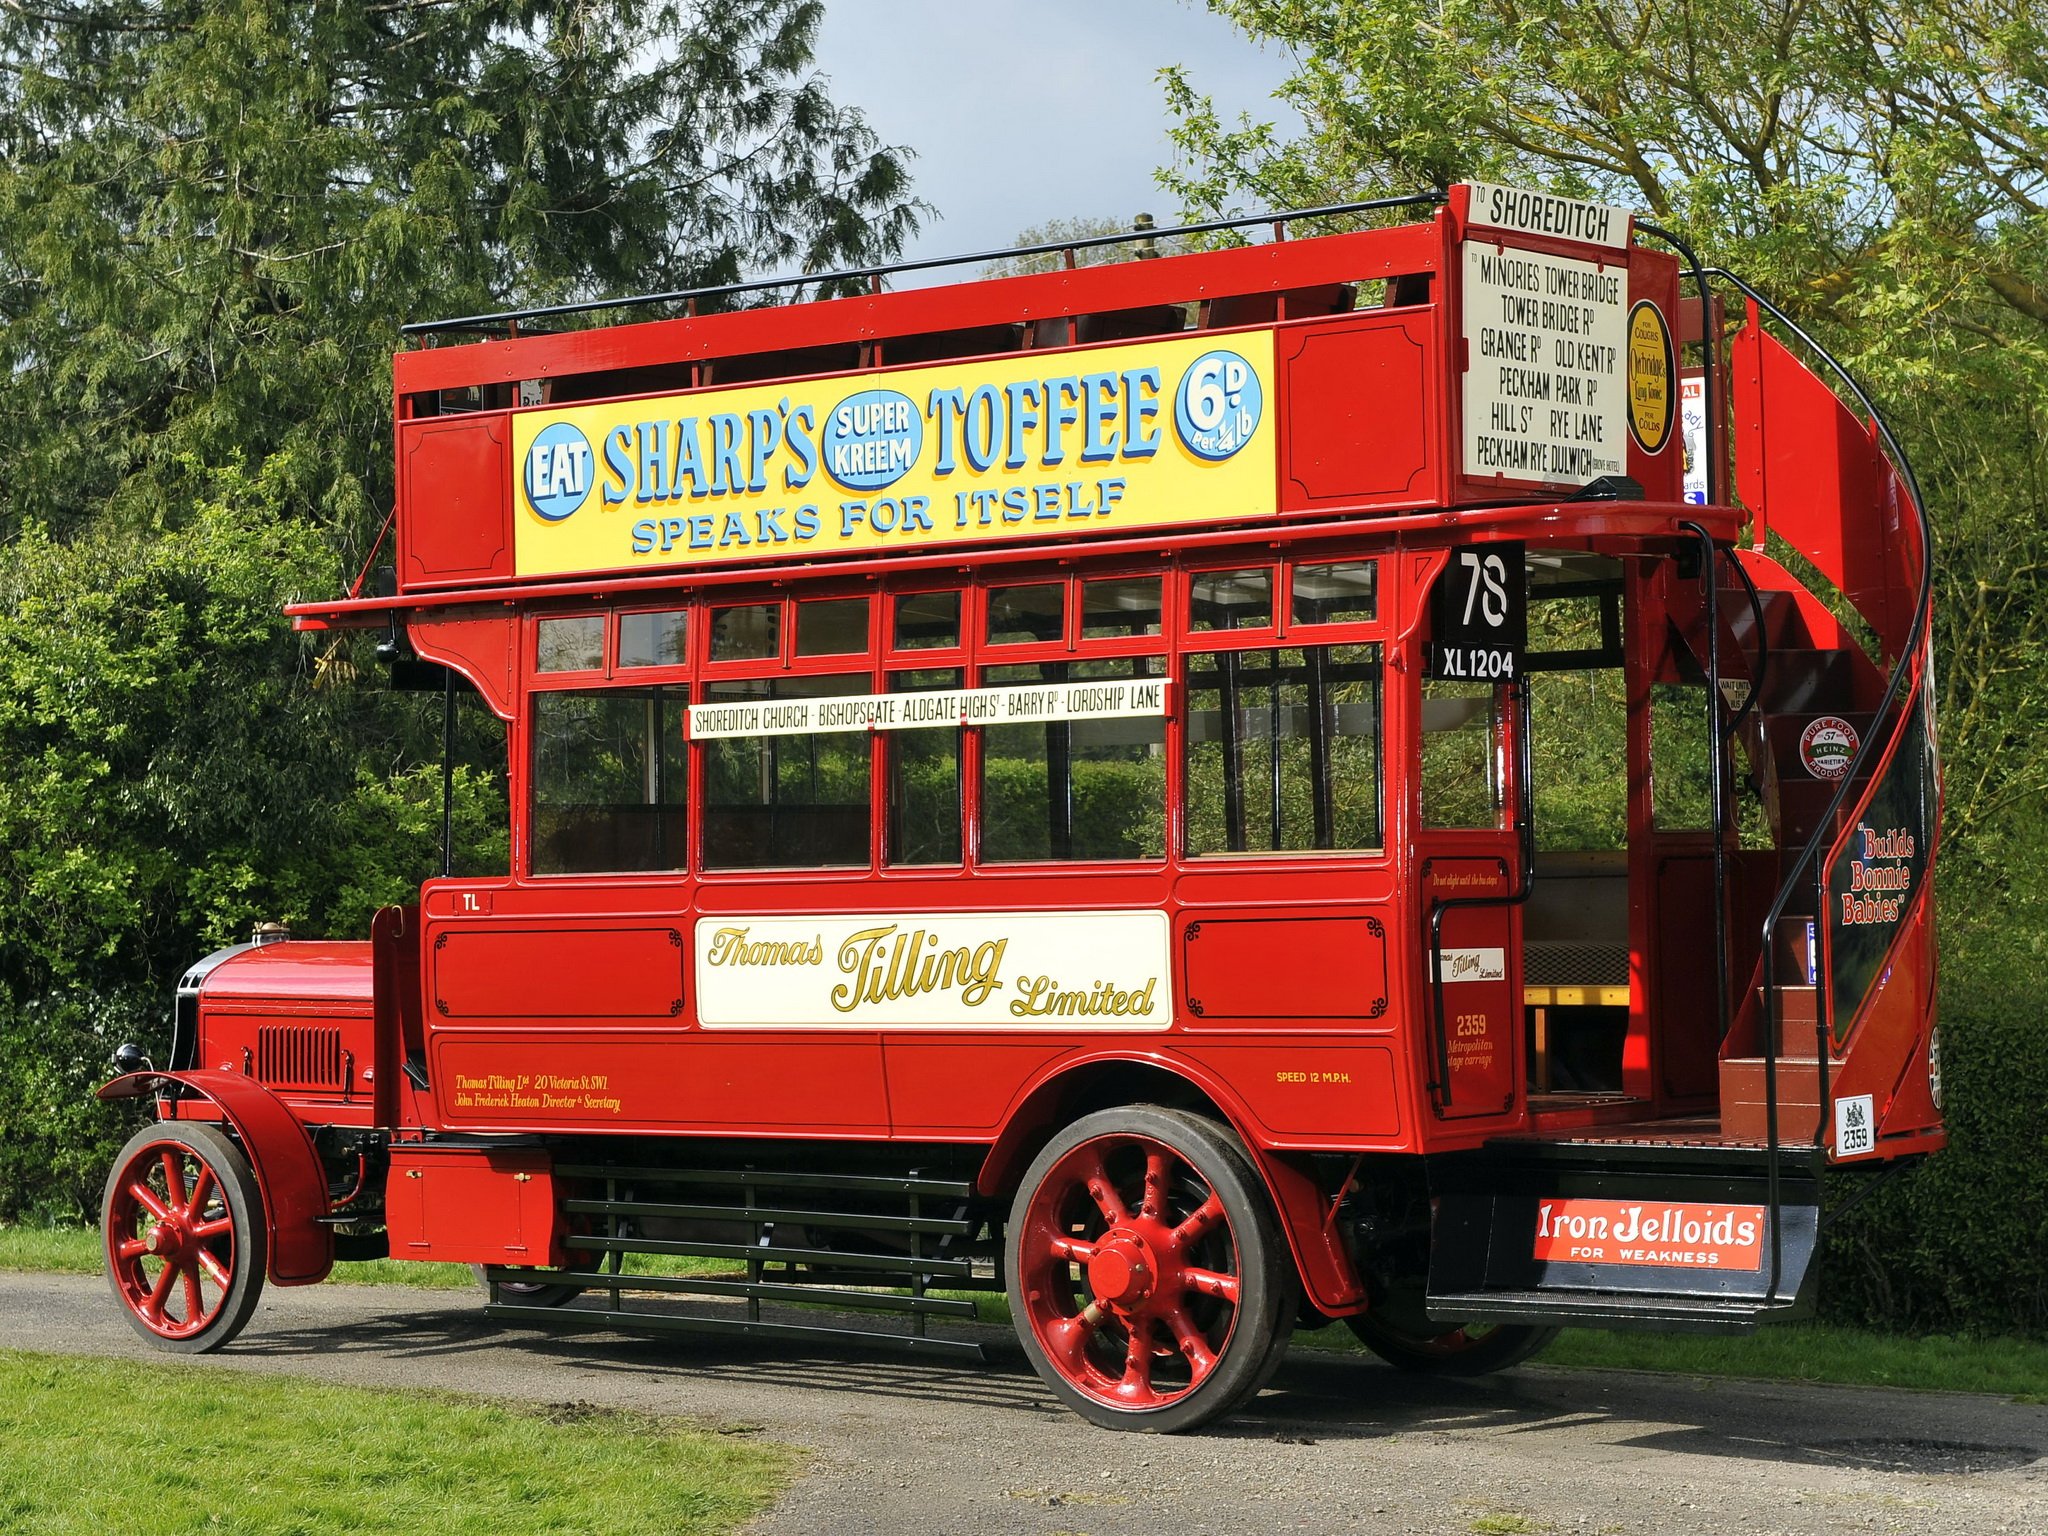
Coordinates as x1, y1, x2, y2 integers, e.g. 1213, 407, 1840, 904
830, 924, 1008, 1013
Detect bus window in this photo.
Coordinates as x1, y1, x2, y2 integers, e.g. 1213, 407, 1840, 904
795, 597, 870, 657
980, 657, 1165, 862
1421, 680, 1505, 828
886, 668, 963, 866
701, 672, 870, 869
1290, 561, 1378, 627
1185, 645, 1382, 854
892, 590, 960, 650
1189, 567, 1272, 631
618, 608, 687, 669
986, 582, 1065, 646
530, 687, 687, 874
536, 614, 604, 673
1082, 576, 1163, 638
709, 602, 779, 662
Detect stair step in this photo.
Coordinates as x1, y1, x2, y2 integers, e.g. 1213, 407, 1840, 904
1426, 1287, 1804, 1333
1750, 646, 1858, 715
1763, 985, 1823, 1055
1719, 1056, 1822, 1142
1751, 711, 1876, 843
1721, 584, 1810, 653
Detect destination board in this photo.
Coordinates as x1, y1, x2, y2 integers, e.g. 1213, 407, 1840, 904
1461, 243, 1629, 487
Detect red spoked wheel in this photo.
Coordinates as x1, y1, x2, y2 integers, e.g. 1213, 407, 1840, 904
1006, 1105, 1293, 1433
1344, 1313, 1558, 1375
101, 1122, 266, 1353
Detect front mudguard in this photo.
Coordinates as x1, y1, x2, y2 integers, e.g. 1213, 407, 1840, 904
99, 1069, 334, 1285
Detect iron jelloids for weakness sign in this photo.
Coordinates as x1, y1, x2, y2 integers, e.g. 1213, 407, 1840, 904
1461, 242, 1628, 486
509, 333, 1276, 578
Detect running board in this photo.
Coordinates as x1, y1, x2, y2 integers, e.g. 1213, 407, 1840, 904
483, 1156, 990, 1362
1426, 1288, 1808, 1333
484, 1297, 985, 1359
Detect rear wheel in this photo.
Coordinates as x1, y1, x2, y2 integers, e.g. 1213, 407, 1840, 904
102, 1123, 265, 1353
1344, 1314, 1559, 1375
475, 1267, 585, 1308
1006, 1105, 1294, 1433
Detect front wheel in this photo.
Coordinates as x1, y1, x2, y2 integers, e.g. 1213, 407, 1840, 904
1006, 1105, 1295, 1433
1344, 1314, 1559, 1375
102, 1122, 266, 1352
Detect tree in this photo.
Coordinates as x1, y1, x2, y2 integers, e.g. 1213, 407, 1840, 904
1163, 0, 2048, 1334
1, 0, 924, 556
0, 0, 924, 1220
980, 214, 1189, 279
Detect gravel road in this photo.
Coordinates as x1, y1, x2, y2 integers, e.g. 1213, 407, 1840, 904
5, 1272, 2044, 1535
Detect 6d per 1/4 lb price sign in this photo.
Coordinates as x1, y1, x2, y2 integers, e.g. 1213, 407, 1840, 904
1461, 242, 1628, 486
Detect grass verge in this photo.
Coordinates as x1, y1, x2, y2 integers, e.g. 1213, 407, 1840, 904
0, 1223, 729, 1288
1290, 1317, 2048, 1400
0, 1349, 790, 1536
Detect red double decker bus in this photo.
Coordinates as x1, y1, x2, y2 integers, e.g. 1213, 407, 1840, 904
98, 184, 1942, 1431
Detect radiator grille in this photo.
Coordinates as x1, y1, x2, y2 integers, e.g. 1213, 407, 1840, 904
256, 1025, 345, 1090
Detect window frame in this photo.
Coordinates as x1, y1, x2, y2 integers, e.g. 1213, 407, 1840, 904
512, 552, 1392, 885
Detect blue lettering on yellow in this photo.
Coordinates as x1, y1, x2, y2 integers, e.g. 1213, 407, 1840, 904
1080, 373, 1121, 461
962, 386, 1001, 473
783, 403, 817, 489
927, 388, 966, 475
1002, 381, 1042, 470
635, 421, 669, 502
746, 407, 782, 494
1123, 367, 1162, 457
603, 426, 635, 504
1042, 376, 1082, 466
671, 417, 707, 498
707, 414, 742, 495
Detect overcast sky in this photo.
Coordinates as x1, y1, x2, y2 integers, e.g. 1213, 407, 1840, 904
811, 0, 1301, 279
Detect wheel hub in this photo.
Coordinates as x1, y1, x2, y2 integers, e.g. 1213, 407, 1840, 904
1087, 1231, 1158, 1308
145, 1218, 188, 1261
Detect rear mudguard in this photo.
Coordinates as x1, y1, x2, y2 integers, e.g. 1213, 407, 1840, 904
99, 1069, 334, 1286
976, 1054, 1367, 1316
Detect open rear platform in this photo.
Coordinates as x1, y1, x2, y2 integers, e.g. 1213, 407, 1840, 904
1503, 1114, 1776, 1152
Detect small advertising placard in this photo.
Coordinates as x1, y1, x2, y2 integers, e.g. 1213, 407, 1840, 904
1532, 1198, 1765, 1271
694, 910, 1172, 1030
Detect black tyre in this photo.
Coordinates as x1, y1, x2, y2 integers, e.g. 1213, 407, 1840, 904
1344, 1314, 1559, 1375
102, 1122, 266, 1353
1006, 1104, 1295, 1432
475, 1266, 585, 1308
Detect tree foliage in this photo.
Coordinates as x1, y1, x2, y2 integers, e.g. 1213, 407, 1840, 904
1165, 0, 2048, 1333
980, 215, 1189, 279
0, 0, 922, 1220
1, 0, 923, 555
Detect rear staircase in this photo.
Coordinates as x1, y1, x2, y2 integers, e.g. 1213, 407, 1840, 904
1425, 286, 1939, 1333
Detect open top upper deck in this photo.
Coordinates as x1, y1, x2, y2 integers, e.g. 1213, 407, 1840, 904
374, 185, 1692, 603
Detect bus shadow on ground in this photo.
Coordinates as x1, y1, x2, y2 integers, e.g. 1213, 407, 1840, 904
1248, 1352, 2048, 1474
234, 1299, 2048, 1473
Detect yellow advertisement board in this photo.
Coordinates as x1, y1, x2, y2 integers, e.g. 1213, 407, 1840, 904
509, 332, 1278, 578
